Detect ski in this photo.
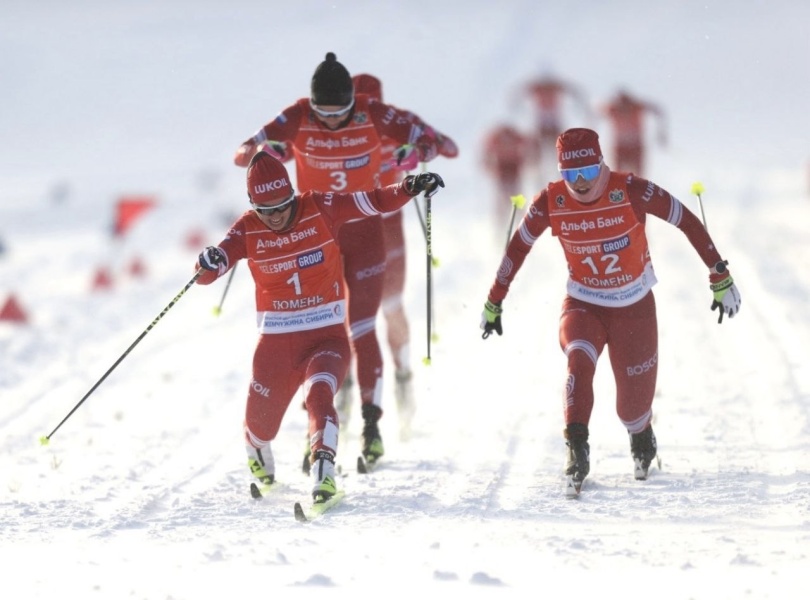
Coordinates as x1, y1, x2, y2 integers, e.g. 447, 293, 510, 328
357, 455, 381, 474
293, 489, 346, 522
250, 481, 281, 499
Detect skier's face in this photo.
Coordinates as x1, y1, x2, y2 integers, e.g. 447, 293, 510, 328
251, 193, 297, 231
311, 99, 354, 131
560, 163, 602, 194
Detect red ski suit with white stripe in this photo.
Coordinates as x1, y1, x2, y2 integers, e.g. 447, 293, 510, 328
196, 181, 419, 455
487, 171, 724, 432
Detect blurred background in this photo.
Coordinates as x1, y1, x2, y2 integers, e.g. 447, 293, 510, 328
3, 0, 808, 215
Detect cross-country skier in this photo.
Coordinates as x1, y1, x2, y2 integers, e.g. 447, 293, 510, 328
233, 53, 451, 468
480, 128, 740, 496
195, 152, 443, 501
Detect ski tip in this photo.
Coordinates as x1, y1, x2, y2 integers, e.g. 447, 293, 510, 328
250, 481, 277, 499
250, 482, 272, 499
357, 455, 381, 474
294, 502, 308, 522
357, 456, 368, 474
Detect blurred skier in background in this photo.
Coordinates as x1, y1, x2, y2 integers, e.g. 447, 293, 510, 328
518, 73, 591, 185
196, 152, 444, 501
481, 123, 531, 232
233, 53, 452, 470
601, 89, 667, 177
480, 128, 741, 497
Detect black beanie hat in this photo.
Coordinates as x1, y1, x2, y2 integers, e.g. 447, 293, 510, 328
311, 52, 354, 106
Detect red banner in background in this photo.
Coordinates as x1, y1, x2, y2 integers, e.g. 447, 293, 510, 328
113, 195, 157, 237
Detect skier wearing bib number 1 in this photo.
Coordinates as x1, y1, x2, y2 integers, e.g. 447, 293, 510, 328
480, 128, 741, 496
234, 53, 449, 470
199, 151, 444, 501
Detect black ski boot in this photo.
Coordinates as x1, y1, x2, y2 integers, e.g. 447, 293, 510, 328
564, 423, 590, 496
630, 425, 657, 480
361, 404, 384, 465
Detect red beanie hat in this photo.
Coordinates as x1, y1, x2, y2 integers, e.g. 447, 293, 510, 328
247, 152, 294, 204
557, 128, 603, 170
352, 73, 383, 102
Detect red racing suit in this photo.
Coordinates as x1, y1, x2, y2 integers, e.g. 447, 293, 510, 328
197, 181, 419, 455
235, 94, 438, 412
487, 171, 724, 432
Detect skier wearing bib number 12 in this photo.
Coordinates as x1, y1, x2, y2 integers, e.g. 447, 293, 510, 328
479, 128, 741, 496
233, 52, 450, 470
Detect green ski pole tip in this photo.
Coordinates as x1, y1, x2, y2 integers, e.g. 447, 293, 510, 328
212, 306, 221, 316
422, 356, 431, 366
39, 436, 50, 446
691, 182, 705, 195
510, 194, 527, 209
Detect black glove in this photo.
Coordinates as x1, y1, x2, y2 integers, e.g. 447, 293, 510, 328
405, 172, 445, 198
198, 246, 226, 271
480, 300, 503, 339
393, 144, 418, 169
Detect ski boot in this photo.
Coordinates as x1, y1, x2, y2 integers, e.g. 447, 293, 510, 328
310, 449, 337, 503
360, 404, 385, 469
564, 423, 590, 497
630, 425, 658, 480
247, 444, 275, 486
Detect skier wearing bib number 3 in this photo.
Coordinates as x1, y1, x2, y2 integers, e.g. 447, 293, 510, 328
234, 53, 452, 470
480, 128, 741, 496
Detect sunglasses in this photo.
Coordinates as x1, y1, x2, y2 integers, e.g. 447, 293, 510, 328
309, 98, 355, 119
251, 193, 296, 216
560, 163, 602, 183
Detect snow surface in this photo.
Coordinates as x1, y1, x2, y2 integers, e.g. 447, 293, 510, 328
2, 1, 809, 597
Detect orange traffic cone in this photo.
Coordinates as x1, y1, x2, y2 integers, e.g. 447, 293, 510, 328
127, 255, 147, 278
0, 294, 29, 323
91, 266, 114, 291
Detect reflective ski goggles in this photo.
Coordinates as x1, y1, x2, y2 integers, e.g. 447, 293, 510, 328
560, 163, 602, 183
309, 98, 355, 119
251, 192, 296, 216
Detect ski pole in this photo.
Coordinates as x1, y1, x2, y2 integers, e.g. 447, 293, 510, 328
212, 263, 237, 316
423, 191, 433, 365
505, 194, 527, 251
40, 268, 205, 445
413, 196, 428, 239
691, 181, 708, 230
412, 199, 440, 268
